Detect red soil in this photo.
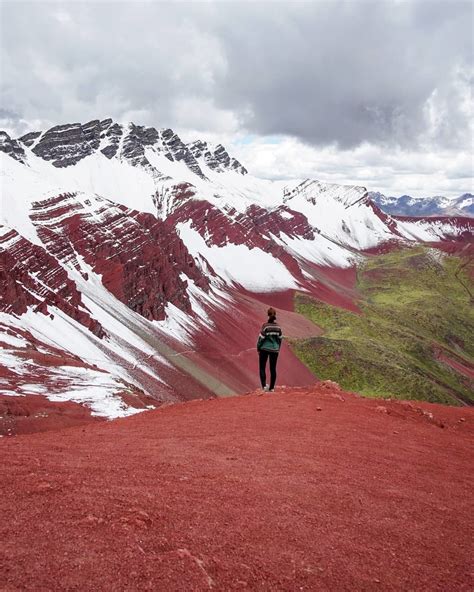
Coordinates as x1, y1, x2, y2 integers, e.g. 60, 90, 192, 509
303, 264, 361, 313
243, 288, 298, 312
362, 240, 406, 255
175, 289, 319, 397
436, 352, 474, 380
249, 268, 360, 314
0, 394, 102, 436
428, 241, 474, 258
239, 292, 323, 339
1, 384, 472, 591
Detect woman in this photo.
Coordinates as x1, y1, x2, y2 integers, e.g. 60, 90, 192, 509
257, 307, 283, 392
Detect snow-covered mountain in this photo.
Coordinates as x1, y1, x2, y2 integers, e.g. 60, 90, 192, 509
369, 191, 474, 218
1, 119, 472, 421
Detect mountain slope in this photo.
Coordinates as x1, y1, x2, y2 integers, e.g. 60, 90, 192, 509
293, 245, 474, 405
1, 119, 473, 417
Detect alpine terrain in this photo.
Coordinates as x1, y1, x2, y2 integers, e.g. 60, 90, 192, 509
1, 122, 473, 591
1, 119, 473, 432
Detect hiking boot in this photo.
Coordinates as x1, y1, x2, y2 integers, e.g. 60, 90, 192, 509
263, 385, 269, 392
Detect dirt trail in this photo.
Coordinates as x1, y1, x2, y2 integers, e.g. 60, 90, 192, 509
1, 384, 473, 591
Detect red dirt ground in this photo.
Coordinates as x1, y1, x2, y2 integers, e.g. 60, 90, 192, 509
0, 394, 102, 436
186, 290, 320, 396
1, 383, 472, 591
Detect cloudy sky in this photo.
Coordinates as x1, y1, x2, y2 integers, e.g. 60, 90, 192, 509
1, 0, 472, 197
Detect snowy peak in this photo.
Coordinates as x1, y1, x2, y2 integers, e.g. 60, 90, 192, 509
16, 119, 151, 169
369, 191, 474, 218
284, 179, 368, 208
21, 119, 110, 168
98, 121, 207, 179
4, 120, 247, 181
118, 123, 162, 173
0, 131, 26, 163
159, 128, 207, 178
188, 140, 248, 175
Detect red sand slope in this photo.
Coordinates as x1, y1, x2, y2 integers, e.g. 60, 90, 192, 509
1, 384, 473, 591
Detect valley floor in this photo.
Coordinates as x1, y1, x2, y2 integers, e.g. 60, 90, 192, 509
1, 384, 473, 591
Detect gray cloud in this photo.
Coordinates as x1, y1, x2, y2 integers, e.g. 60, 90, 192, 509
0, 0, 472, 153
212, 1, 473, 148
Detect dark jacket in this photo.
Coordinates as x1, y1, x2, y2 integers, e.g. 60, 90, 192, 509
257, 321, 283, 353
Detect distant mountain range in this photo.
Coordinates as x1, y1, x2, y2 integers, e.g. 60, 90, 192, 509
368, 191, 474, 218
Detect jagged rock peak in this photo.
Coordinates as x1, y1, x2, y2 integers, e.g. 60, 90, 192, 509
10, 119, 210, 178
4, 118, 248, 178
18, 131, 41, 147
17, 119, 112, 168
0, 131, 26, 163
119, 122, 158, 168
114, 123, 208, 180
187, 139, 247, 175
159, 128, 208, 179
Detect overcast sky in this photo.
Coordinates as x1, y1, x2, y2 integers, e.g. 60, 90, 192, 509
1, 0, 472, 197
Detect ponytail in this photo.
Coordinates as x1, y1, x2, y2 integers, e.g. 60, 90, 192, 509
267, 307, 277, 323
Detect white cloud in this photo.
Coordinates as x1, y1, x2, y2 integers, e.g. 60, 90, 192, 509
229, 136, 474, 198
53, 11, 73, 26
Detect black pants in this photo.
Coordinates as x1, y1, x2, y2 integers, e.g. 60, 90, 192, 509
259, 351, 279, 390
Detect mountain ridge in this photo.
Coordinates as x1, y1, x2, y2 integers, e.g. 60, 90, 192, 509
1, 118, 473, 421
2, 119, 248, 178
369, 190, 474, 218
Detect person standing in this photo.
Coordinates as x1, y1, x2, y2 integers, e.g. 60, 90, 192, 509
257, 307, 283, 392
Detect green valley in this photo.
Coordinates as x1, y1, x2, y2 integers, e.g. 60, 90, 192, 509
292, 246, 474, 405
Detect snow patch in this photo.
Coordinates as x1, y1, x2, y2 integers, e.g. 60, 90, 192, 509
177, 221, 300, 292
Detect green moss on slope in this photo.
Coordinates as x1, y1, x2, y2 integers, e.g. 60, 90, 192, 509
292, 246, 474, 405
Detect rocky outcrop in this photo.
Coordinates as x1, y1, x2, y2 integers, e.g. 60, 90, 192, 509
100, 122, 208, 180
10, 119, 212, 181
188, 140, 247, 174
99, 119, 123, 159
0, 131, 26, 163
120, 123, 159, 168
366, 200, 403, 237
160, 128, 208, 179
29, 192, 210, 321
166, 197, 314, 282
0, 225, 104, 336
16, 119, 158, 168
239, 204, 315, 240
18, 132, 42, 148
26, 120, 103, 167
154, 182, 198, 219
18, 130, 41, 147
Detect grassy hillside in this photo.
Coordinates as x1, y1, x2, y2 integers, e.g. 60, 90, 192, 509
292, 246, 474, 405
